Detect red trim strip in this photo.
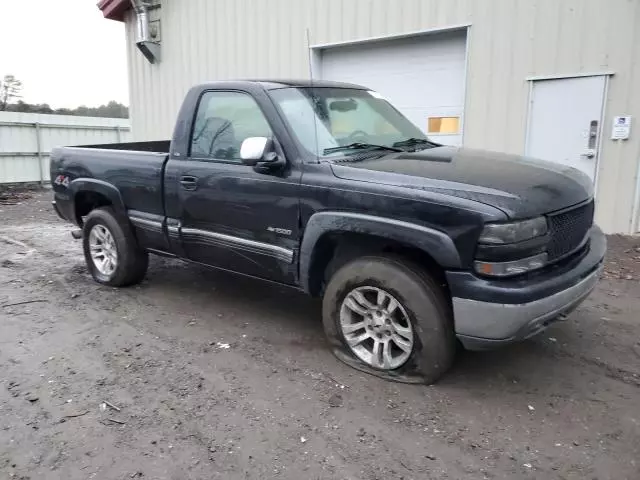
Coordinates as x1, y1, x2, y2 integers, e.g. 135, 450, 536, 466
97, 0, 130, 22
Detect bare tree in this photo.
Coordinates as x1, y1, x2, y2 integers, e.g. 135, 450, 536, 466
0, 74, 23, 110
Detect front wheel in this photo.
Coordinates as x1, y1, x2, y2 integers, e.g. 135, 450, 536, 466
322, 256, 455, 384
82, 207, 149, 287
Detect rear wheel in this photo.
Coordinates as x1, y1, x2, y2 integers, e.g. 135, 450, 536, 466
322, 255, 455, 384
82, 207, 148, 287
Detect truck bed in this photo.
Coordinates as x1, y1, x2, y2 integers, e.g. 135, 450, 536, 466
74, 140, 171, 153
50, 142, 170, 219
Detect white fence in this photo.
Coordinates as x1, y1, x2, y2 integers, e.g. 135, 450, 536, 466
0, 112, 131, 184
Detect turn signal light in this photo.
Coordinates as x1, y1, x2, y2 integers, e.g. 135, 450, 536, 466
474, 253, 548, 277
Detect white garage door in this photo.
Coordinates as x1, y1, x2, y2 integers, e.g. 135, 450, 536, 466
319, 31, 467, 146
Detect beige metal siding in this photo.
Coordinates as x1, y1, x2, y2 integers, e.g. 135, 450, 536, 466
123, 0, 640, 234
0, 112, 131, 184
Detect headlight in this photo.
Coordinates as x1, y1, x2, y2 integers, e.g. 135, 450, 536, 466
479, 217, 548, 245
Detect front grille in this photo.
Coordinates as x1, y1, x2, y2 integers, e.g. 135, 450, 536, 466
547, 201, 594, 260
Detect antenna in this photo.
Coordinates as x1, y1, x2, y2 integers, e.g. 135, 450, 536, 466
306, 27, 320, 163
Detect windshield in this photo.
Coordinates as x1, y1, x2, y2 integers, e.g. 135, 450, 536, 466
269, 87, 432, 158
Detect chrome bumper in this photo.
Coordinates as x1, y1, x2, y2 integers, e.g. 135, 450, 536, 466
453, 265, 602, 349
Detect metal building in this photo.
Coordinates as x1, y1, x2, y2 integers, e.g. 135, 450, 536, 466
98, 0, 640, 234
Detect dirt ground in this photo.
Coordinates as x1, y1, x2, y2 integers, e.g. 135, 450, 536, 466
1, 189, 639, 480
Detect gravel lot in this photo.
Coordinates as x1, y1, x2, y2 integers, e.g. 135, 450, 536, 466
1, 189, 639, 480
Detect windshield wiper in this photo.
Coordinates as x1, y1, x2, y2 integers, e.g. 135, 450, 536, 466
392, 137, 441, 149
323, 142, 403, 155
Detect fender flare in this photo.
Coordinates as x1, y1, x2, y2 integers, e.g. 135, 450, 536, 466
299, 211, 461, 293
68, 178, 126, 223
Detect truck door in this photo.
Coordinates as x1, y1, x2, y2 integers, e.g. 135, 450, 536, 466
165, 90, 301, 285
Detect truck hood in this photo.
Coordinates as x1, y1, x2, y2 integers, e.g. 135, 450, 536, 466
330, 146, 593, 219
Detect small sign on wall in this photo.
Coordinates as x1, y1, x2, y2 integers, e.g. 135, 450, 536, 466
611, 116, 632, 140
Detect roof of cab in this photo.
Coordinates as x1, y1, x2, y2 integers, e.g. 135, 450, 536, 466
195, 79, 369, 91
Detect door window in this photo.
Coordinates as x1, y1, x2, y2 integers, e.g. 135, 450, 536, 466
190, 91, 273, 162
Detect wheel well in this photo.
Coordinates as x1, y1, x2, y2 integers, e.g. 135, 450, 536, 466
74, 191, 112, 226
308, 232, 448, 298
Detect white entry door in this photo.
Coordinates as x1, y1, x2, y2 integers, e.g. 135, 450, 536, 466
526, 76, 607, 181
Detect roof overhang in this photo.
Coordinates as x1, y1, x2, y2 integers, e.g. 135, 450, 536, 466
97, 0, 130, 22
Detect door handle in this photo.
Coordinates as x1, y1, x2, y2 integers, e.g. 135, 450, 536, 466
587, 120, 598, 149
578, 120, 599, 160
180, 176, 198, 191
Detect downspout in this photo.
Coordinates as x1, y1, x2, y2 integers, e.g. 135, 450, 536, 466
131, 0, 160, 64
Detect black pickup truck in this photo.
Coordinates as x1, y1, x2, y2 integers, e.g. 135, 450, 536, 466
51, 80, 605, 383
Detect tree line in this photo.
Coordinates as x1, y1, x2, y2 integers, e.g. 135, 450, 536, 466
0, 74, 129, 118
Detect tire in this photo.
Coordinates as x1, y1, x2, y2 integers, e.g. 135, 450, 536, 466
322, 255, 455, 384
82, 207, 149, 287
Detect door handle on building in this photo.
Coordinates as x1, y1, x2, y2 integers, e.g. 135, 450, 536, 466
580, 120, 599, 159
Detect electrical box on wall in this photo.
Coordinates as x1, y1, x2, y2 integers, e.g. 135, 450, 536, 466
611, 116, 632, 140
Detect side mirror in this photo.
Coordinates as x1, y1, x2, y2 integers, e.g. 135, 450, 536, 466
240, 137, 280, 167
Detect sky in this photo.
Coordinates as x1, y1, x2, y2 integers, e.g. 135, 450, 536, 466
0, 0, 129, 108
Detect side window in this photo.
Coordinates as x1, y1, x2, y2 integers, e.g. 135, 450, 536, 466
190, 91, 273, 162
